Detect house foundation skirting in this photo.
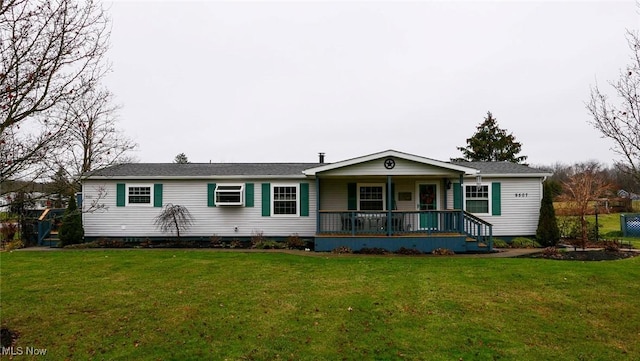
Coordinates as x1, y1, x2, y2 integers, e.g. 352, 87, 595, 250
314, 234, 488, 253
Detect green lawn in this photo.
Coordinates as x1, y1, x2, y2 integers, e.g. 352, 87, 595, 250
1, 250, 639, 360
584, 212, 640, 248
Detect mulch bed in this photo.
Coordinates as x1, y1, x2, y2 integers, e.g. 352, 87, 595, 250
531, 250, 639, 261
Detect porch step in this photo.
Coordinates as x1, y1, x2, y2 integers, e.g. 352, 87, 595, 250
40, 238, 60, 247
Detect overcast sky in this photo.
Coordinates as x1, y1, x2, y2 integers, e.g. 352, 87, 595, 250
104, 0, 639, 166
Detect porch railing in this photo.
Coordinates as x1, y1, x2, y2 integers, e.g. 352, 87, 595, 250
317, 210, 492, 248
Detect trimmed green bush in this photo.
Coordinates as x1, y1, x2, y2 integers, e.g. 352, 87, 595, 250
492, 238, 509, 248
510, 237, 541, 248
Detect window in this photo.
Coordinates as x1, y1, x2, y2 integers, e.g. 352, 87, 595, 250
358, 184, 385, 211
273, 185, 298, 216
117, 183, 161, 207
128, 186, 151, 205
465, 185, 489, 214
215, 184, 244, 206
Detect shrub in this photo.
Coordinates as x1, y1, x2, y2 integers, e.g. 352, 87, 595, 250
492, 238, 508, 248
209, 234, 222, 247
286, 233, 305, 250
230, 239, 242, 248
4, 239, 24, 251
64, 240, 102, 249
0, 221, 18, 242
96, 238, 127, 248
359, 247, 389, 255
536, 182, 560, 246
601, 240, 620, 252
396, 247, 422, 255
541, 246, 562, 259
431, 248, 454, 256
250, 230, 266, 247
59, 196, 84, 246
331, 246, 353, 254
510, 237, 541, 248
252, 240, 284, 249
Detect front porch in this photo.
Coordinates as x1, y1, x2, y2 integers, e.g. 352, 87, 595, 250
314, 210, 493, 253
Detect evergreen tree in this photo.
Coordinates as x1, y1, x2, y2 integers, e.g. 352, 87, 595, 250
174, 153, 190, 164
59, 195, 84, 246
455, 111, 528, 164
536, 182, 560, 246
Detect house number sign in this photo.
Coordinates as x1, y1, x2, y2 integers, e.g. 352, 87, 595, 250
384, 158, 395, 169
515, 193, 528, 198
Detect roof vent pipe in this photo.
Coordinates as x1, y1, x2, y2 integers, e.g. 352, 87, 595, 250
319, 152, 325, 164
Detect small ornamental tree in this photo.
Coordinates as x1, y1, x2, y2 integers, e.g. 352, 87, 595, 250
559, 162, 613, 249
536, 182, 560, 246
154, 203, 194, 239
59, 196, 84, 246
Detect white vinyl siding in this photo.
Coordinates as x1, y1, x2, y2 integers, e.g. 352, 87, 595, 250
82, 179, 316, 238
446, 177, 543, 236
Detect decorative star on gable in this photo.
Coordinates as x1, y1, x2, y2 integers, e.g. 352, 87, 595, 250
384, 158, 395, 169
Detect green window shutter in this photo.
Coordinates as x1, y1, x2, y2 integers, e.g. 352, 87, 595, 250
154, 184, 163, 207
347, 183, 357, 210
262, 183, 271, 216
116, 183, 125, 207
300, 183, 309, 216
245, 183, 254, 207
492, 182, 502, 216
453, 183, 462, 209
207, 183, 216, 207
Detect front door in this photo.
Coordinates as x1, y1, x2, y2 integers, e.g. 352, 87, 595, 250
417, 183, 438, 229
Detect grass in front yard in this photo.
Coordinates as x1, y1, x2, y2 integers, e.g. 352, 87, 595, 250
1, 250, 639, 360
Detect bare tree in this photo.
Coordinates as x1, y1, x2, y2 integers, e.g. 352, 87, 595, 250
53, 86, 137, 187
0, 0, 111, 192
559, 162, 614, 249
154, 204, 195, 239
587, 30, 640, 188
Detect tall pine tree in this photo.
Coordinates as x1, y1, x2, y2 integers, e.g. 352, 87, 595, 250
456, 111, 528, 164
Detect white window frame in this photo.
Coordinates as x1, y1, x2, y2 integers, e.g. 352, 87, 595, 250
357, 183, 386, 211
126, 184, 153, 206
271, 184, 299, 217
215, 183, 245, 206
463, 183, 491, 215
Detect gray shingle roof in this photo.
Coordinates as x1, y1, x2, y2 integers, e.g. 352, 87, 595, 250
86, 163, 321, 178
452, 161, 550, 175
85, 160, 549, 179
